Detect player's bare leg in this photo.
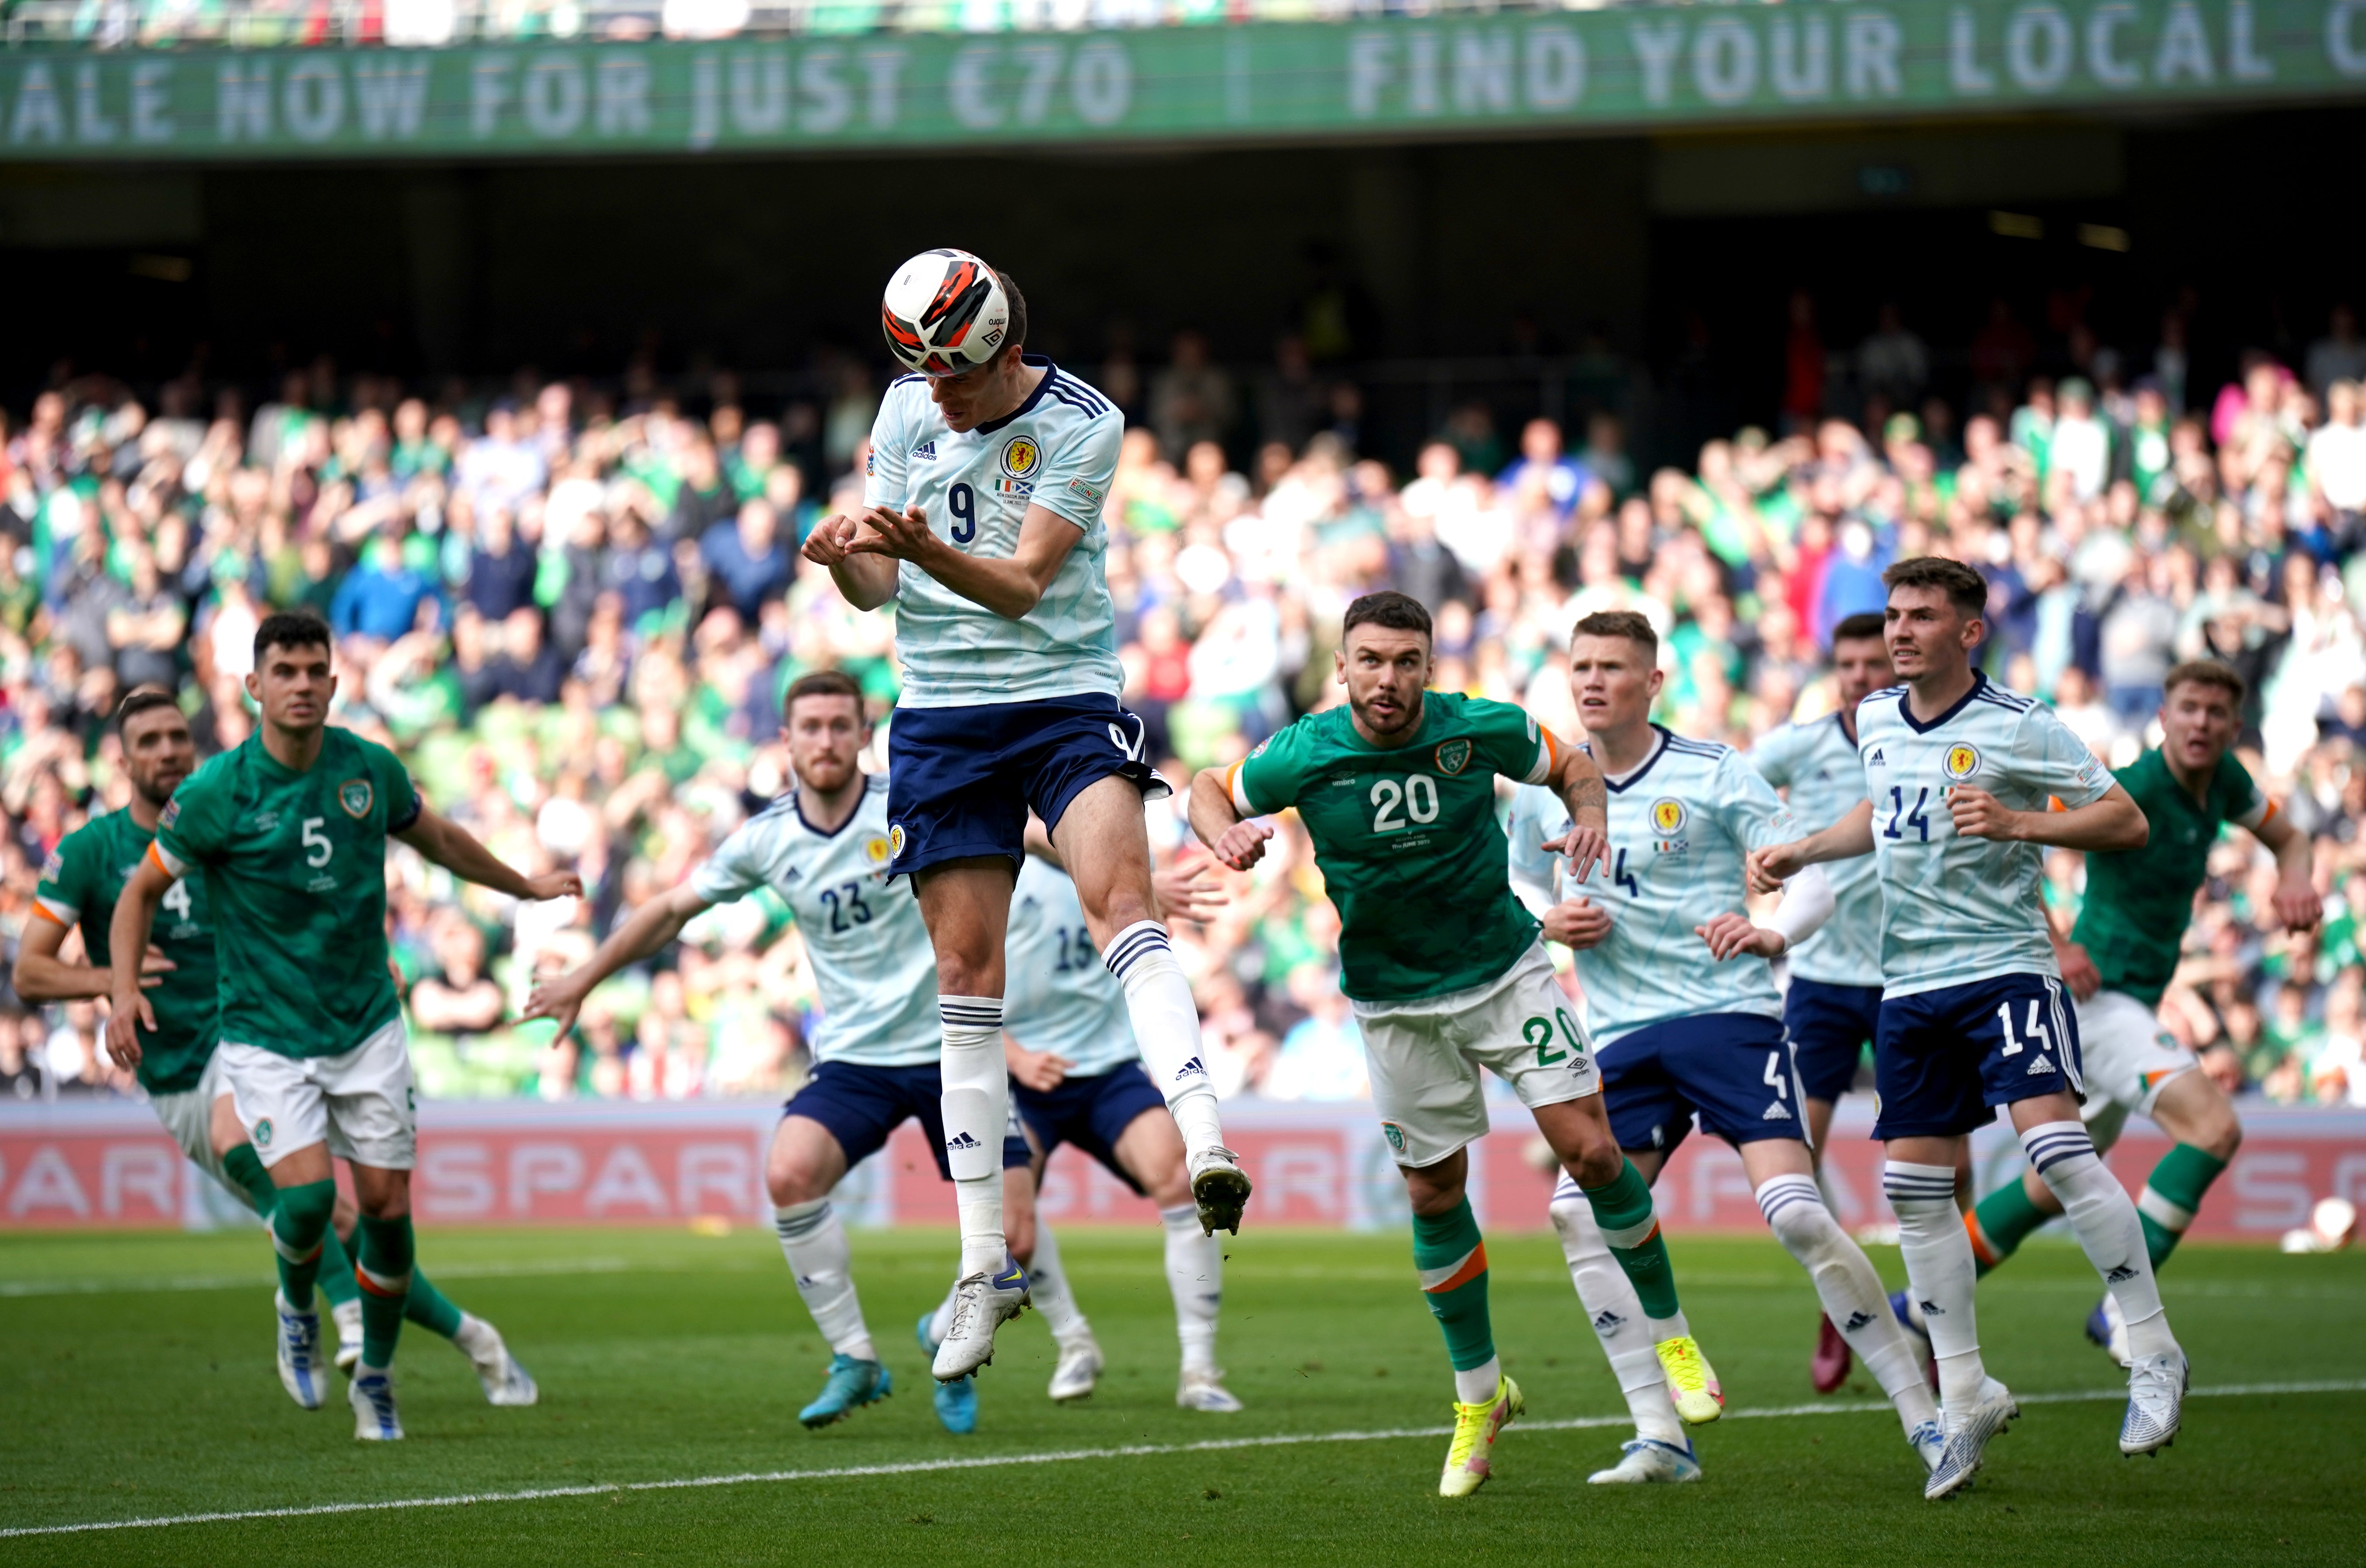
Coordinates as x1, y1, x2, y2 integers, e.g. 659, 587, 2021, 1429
914, 858, 1031, 1379
1050, 775, 1248, 1234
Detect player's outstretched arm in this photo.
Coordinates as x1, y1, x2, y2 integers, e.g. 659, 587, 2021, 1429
396, 805, 584, 902
844, 500, 1082, 620
2253, 808, 2323, 932
13, 918, 169, 1005
1746, 798, 1875, 893
801, 511, 901, 610
522, 882, 714, 1038
1188, 767, 1274, 872
1949, 780, 2147, 851
1697, 862, 1836, 960
102, 856, 176, 1069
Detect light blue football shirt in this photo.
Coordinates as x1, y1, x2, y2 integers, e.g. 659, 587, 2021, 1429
1508, 727, 1799, 1044
1003, 855, 1137, 1077
1854, 675, 2115, 998
1750, 711, 1882, 988
688, 775, 940, 1067
862, 357, 1125, 709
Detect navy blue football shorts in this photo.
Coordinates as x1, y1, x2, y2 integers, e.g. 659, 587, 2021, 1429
886, 693, 1168, 879
1014, 1060, 1169, 1196
1598, 1012, 1806, 1156
1872, 973, 2083, 1140
1784, 978, 1883, 1105
784, 1060, 1031, 1181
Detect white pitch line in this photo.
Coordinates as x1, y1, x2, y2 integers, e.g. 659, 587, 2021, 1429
3, 1378, 2359, 1541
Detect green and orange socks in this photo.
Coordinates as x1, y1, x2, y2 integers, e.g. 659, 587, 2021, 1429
269, 1179, 337, 1312
354, 1214, 417, 1371
2137, 1144, 2226, 1269
1581, 1158, 1689, 1338
1968, 1175, 2051, 1277
1413, 1198, 1500, 1403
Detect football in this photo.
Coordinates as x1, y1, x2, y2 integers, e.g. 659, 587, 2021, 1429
880, 248, 1011, 377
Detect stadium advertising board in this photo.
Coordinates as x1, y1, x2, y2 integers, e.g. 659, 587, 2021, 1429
3, 1098, 2360, 1237
0, 0, 2362, 159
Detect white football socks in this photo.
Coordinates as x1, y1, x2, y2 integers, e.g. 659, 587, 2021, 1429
1161, 1203, 1222, 1375
1550, 1177, 1687, 1447
1756, 1174, 1939, 1434
774, 1200, 875, 1363
1886, 1160, 1985, 1411
2021, 1121, 2179, 1363
1026, 1220, 1089, 1343
938, 995, 1009, 1277
1103, 922, 1225, 1155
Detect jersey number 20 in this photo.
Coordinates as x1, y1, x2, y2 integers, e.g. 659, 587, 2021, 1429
1369, 775, 1439, 832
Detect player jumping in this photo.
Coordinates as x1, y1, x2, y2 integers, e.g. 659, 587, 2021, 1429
1509, 611, 1943, 1485
804, 250, 1249, 1385
33, 688, 533, 1406
1746, 610, 1895, 1392
1752, 558, 2185, 1498
1190, 590, 1718, 1499
1965, 660, 2316, 1358
106, 614, 579, 1442
525, 670, 1037, 1433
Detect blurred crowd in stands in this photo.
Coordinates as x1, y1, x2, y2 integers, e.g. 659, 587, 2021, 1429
5, 296, 2366, 1115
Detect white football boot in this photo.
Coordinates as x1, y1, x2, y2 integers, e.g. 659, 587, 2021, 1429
932, 1259, 1031, 1381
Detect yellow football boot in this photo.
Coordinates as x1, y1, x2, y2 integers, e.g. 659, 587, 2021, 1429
1656, 1335, 1725, 1425
1440, 1374, 1524, 1498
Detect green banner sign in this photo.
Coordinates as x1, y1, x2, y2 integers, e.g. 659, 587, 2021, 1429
3, 1, 2362, 160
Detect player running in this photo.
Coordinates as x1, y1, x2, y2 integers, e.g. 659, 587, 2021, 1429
1509, 611, 1943, 1486
1189, 590, 1718, 1500
991, 835, 1240, 1414
1746, 610, 1895, 1392
1966, 660, 2316, 1359
1752, 557, 2185, 1498
106, 614, 578, 1443
804, 250, 1248, 1384
34, 688, 532, 1405
526, 670, 1039, 1433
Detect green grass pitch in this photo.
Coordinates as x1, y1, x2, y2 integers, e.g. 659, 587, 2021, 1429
2, 1224, 2361, 1565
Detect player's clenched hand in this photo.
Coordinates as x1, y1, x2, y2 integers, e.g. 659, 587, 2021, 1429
1209, 818, 1273, 872
800, 512, 862, 567
1542, 896, 1612, 951
522, 871, 584, 902
521, 974, 589, 1037
1746, 843, 1802, 895
137, 944, 174, 989
2053, 937, 2102, 1002
1946, 785, 2023, 841
843, 504, 934, 562
1697, 912, 1784, 961
1543, 824, 1612, 886
1007, 1045, 1070, 1094
1153, 850, 1229, 922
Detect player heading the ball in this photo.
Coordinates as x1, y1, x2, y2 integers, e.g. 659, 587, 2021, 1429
803, 249, 1251, 1386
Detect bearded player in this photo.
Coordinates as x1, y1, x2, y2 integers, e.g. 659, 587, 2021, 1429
1190, 590, 1721, 1499
1964, 661, 2315, 1359
803, 251, 1249, 1385
31, 688, 532, 1409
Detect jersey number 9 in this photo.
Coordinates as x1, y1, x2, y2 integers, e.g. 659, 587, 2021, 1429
949, 482, 976, 544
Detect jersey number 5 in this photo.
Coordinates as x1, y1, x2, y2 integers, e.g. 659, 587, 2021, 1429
301, 817, 332, 868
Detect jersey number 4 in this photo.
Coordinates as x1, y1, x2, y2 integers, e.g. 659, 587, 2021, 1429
161, 879, 193, 922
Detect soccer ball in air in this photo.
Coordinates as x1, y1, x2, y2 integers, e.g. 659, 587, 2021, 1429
880, 249, 1011, 377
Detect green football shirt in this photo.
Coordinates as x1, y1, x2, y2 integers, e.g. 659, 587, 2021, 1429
1228, 692, 1560, 1002
153, 727, 422, 1059
2072, 747, 2270, 1007
35, 808, 221, 1096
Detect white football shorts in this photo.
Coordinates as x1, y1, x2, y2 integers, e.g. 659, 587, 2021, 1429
2073, 988, 2199, 1152
146, 1046, 233, 1192
221, 1016, 417, 1171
